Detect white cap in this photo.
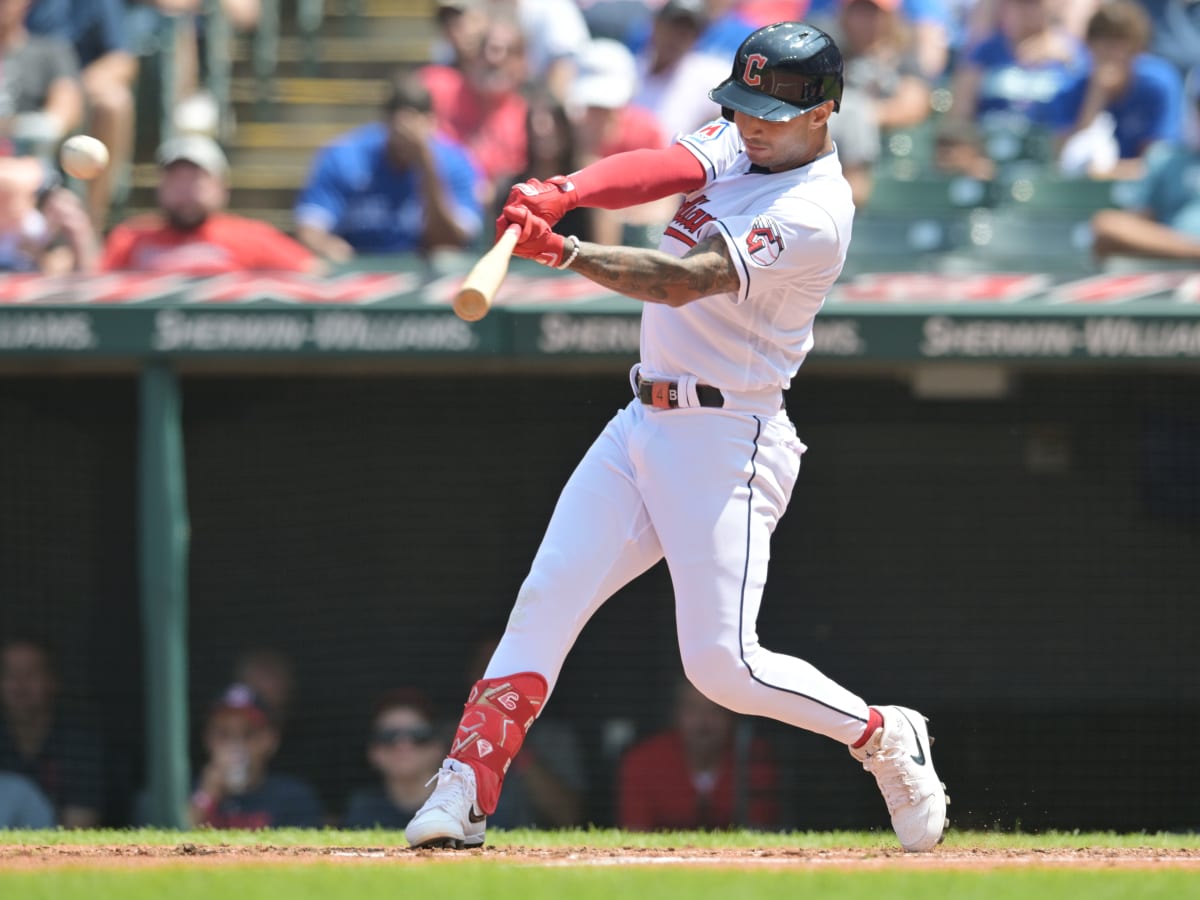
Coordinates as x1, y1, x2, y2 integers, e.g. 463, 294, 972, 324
569, 38, 637, 111
156, 134, 230, 178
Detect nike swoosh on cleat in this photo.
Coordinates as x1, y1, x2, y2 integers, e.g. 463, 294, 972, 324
898, 710, 927, 765
468, 809, 487, 824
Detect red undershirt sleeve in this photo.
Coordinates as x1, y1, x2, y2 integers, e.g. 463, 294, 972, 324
569, 143, 707, 210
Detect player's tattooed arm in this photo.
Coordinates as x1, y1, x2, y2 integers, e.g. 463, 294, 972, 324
568, 235, 740, 307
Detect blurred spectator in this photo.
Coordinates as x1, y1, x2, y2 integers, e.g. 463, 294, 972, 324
505, 89, 595, 241
617, 679, 780, 831
0, 771, 54, 828
497, 0, 592, 102
342, 688, 446, 829
630, 0, 728, 141
819, 0, 933, 205
0, 158, 98, 272
826, 85, 881, 207
465, 634, 586, 829
189, 683, 322, 829
570, 37, 672, 246
294, 70, 483, 263
1052, 0, 1183, 180
25, 0, 136, 231
1090, 69, 1200, 263
0, 0, 82, 157
421, 11, 530, 204
0, 636, 104, 828
429, 0, 490, 68
810, 0, 950, 78
100, 134, 319, 274
964, 0, 1100, 47
946, 0, 1088, 133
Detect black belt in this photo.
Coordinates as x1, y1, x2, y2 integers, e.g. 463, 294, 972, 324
637, 377, 724, 409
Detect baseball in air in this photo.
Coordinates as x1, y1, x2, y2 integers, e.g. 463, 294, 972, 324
59, 135, 110, 180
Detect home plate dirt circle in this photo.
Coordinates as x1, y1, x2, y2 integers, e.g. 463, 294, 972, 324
1, 845, 1198, 871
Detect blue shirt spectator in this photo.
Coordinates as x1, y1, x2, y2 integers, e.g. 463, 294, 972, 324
1055, 53, 1183, 160
294, 71, 484, 262
965, 29, 1088, 127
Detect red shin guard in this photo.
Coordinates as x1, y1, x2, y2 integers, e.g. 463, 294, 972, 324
449, 672, 547, 815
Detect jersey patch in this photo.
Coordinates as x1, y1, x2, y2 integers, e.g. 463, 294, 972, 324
745, 216, 785, 266
691, 121, 731, 142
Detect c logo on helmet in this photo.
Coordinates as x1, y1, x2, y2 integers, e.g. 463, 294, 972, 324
743, 54, 767, 87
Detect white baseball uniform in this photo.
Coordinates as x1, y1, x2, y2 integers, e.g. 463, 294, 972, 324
485, 119, 872, 746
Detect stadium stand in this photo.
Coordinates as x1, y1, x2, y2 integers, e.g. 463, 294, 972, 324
122, 1, 439, 233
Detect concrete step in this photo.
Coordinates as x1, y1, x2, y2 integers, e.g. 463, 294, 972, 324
229, 33, 434, 80
230, 75, 392, 106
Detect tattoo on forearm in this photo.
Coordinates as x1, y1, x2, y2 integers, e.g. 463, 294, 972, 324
570, 236, 740, 306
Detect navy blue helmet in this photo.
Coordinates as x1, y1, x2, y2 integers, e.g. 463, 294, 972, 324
709, 22, 844, 122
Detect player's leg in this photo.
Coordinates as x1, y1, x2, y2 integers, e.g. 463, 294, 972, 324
406, 402, 664, 848
640, 409, 947, 851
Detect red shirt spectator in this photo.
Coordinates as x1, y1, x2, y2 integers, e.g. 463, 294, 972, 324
99, 134, 316, 274
617, 681, 781, 830
101, 213, 314, 274
420, 13, 530, 192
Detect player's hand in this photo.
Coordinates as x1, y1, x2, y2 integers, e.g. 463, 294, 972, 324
496, 176, 578, 239
501, 204, 567, 267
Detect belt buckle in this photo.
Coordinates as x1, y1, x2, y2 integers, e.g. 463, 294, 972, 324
650, 381, 678, 409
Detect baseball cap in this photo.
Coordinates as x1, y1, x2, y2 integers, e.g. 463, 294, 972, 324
156, 134, 230, 178
210, 683, 274, 727
570, 38, 637, 110
657, 0, 709, 27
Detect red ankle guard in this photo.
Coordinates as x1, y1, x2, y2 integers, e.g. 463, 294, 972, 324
449, 672, 547, 814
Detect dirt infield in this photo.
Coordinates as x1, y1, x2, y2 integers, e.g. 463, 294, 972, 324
2, 844, 1198, 871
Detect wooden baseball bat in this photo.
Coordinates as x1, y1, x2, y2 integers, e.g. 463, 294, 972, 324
453, 224, 521, 322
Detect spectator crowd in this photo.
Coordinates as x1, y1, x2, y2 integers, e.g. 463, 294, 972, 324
1, 0, 1197, 273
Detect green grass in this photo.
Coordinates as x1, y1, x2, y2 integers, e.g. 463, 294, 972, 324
0, 830, 1195, 900
1, 866, 1198, 900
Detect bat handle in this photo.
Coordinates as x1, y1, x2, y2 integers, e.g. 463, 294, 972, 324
498, 222, 521, 250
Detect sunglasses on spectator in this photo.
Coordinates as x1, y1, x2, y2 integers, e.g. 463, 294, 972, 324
372, 726, 434, 746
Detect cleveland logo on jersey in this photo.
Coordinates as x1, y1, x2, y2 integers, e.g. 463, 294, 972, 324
746, 216, 785, 266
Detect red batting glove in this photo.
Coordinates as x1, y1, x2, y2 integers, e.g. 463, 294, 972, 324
495, 175, 579, 240
501, 204, 567, 267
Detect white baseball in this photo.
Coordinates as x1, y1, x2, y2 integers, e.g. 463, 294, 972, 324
60, 135, 110, 180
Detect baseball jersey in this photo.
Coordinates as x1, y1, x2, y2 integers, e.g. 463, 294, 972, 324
640, 119, 854, 392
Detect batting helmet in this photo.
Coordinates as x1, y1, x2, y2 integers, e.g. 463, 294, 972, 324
709, 22, 844, 122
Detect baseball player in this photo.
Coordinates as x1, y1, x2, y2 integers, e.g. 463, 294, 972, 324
406, 22, 948, 852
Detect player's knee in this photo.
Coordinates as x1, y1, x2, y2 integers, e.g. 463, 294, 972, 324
679, 643, 754, 711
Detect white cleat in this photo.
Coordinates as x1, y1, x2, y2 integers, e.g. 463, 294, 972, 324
405, 758, 487, 849
850, 706, 948, 852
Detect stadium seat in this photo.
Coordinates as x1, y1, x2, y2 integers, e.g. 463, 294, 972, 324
935, 207, 1097, 275
993, 168, 1137, 215
863, 173, 994, 215
842, 214, 966, 276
